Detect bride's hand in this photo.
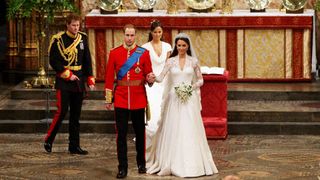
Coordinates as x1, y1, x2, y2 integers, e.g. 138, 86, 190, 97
146, 72, 156, 83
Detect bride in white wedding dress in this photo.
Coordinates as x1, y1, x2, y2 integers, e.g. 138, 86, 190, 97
146, 33, 218, 177
142, 20, 171, 133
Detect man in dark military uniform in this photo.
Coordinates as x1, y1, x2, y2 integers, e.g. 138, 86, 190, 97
105, 24, 155, 178
44, 13, 95, 155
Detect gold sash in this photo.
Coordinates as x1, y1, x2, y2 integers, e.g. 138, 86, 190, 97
48, 31, 82, 67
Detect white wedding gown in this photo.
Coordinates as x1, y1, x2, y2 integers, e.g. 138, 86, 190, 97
142, 41, 172, 133
146, 55, 218, 177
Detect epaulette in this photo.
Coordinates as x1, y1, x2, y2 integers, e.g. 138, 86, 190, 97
110, 45, 123, 51
136, 46, 147, 54
138, 46, 147, 52
137, 46, 146, 50
48, 31, 65, 53
51, 31, 65, 40
78, 31, 87, 36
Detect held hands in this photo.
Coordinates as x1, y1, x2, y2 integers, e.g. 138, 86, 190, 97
146, 72, 156, 84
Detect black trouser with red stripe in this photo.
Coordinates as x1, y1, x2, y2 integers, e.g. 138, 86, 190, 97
45, 90, 84, 148
115, 108, 146, 171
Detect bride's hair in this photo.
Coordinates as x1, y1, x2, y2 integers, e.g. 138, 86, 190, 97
169, 36, 192, 58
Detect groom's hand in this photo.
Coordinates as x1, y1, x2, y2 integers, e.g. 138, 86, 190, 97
146, 72, 155, 84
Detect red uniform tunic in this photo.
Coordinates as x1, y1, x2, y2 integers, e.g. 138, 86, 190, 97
105, 45, 152, 109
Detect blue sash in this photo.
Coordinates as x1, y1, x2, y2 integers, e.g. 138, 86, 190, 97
117, 47, 145, 80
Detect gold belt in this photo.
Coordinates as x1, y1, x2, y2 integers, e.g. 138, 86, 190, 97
65, 65, 81, 71
117, 80, 144, 86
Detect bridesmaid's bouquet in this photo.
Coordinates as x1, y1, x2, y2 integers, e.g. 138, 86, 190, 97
174, 82, 193, 103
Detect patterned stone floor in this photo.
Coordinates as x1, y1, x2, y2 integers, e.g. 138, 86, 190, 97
0, 134, 320, 180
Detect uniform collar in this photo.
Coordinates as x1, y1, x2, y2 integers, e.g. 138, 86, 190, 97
66, 31, 78, 39
123, 43, 136, 51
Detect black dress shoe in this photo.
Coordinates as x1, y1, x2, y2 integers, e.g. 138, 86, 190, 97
69, 147, 88, 155
138, 165, 146, 174
44, 142, 52, 153
116, 169, 127, 179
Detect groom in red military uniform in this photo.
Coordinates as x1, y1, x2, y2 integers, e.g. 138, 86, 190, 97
105, 24, 155, 179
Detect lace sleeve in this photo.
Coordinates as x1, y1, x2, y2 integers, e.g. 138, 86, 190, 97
192, 58, 204, 89
156, 58, 172, 83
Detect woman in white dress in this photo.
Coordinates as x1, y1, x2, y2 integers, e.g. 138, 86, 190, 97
146, 33, 218, 177
142, 20, 172, 133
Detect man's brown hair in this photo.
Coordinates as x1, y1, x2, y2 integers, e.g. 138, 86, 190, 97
66, 13, 81, 25
123, 24, 136, 33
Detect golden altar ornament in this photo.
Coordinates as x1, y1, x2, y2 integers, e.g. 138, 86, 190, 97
246, 0, 270, 12
99, 0, 122, 14
166, 0, 178, 14
220, 0, 233, 14
282, 0, 307, 13
184, 0, 216, 12
27, 66, 54, 88
133, 0, 157, 12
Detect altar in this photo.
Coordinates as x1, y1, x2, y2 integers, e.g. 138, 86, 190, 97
85, 9, 316, 82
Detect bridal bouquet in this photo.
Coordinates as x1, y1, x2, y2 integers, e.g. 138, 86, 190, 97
174, 83, 193, 103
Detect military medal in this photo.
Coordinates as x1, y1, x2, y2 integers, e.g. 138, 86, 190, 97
135, 66, 141, 74
135, 59, 141, 74
80, 41, 84, 50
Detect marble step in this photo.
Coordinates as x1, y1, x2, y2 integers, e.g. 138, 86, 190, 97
1, 119, 319, 135
228, 100, 320, 122
1, 99, 320, 122
227, 82, 320, 101
4, 80, 320, 134
0, 99, 112, 120
10, 86, 103, 100
227, 100, 320, 135
0, 99, 320, 134
10, 81, 320, 101
0, 119, 118, 133
228, 121, 320, 135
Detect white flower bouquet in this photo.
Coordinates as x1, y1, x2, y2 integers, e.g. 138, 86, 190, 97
174, 82, 193, 103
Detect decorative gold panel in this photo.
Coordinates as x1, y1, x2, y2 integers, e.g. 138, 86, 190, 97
244, 29, 285, 78
237, 29, 244, 78
219, 30, 226, 68
285, 29, 292, 78
180, 30, 219, 67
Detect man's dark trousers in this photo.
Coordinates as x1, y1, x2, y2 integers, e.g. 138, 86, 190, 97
115, 108, 146, 171
45, 90, 84, 148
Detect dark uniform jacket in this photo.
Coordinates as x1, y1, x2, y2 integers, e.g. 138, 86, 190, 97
49, 31, 95, 92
